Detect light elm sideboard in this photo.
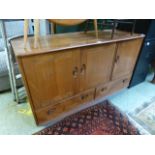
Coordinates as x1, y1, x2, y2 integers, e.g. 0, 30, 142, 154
11, 31, 144, 125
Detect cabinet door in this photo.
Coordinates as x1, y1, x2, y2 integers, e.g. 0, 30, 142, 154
22, 49, 80, 109
112, 39, 143, 80
80, 44, 116, 91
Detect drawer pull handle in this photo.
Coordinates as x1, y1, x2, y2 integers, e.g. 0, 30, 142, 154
47, 108, 56, 115
72, 67, 79, 78
115, 55, 120, 63
122, 79, 128, 83
81, 94, 88, 100
80, 64, 86, 75
101, 87, 107, 92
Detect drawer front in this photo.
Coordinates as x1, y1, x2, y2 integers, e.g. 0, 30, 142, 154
36, 88, 95, 124
95, 83, 109, 100
95, 75, 131, 100
108, 75, 131, 94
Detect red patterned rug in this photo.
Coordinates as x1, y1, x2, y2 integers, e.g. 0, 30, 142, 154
35, 101, 140, 135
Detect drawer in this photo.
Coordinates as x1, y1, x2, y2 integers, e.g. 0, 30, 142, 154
108, 75, 131, 95
95, 83, 109, 100
35, 88, 95, 125
95, 75, 131, 100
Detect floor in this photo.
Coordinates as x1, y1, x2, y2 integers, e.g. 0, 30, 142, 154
0, 78, 155, 135
0, 92, 44, 135
109, 81, 155, 113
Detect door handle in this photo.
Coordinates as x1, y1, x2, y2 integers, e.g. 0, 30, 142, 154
115, 55, 120, 63
72, 66, 79, 78
80, 64, 86, 75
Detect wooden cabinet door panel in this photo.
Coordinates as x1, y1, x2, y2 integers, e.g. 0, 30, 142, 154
22, 49, 80, 109
80, 44, 116, 91
112, 39, 143, 80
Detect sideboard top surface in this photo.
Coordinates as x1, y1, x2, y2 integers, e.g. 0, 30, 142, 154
11, 30, 145, 57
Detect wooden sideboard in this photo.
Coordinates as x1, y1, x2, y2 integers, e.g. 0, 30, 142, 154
11, 30, 144, 125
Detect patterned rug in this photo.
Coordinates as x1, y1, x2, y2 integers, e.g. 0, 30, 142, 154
129, 98, 155, 134
35, 101, 140, 135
